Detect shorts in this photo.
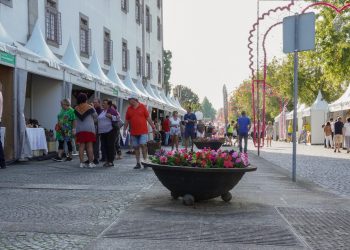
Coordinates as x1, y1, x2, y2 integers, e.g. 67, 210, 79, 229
185, 128, 196, 139
76, 132, 96, 144
334, 134, 343, 144
170, 127, 181, 136
227, 132, 233, 137
131, 134, 148, 147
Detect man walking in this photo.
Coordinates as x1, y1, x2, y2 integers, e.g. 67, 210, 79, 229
184, 107, 197, 151
123, 95, 155, 169
0, 82, 5, 169
162, 115, 170, 146
237, 111, 251, 153
334, 117, 344, 153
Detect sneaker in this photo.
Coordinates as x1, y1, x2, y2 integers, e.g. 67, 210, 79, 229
134, 163, 142, 169
80, 163, 86, 168
65, 157, 73, 161
52, 156, 63, 162
93, 159, 99, 164
88, 162, 96, 168
334, 149, 336, 153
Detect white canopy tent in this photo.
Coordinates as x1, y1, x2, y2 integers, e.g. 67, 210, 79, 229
329, 84, 350, 112
123, 72, 148, 102
145, 83, 165, 107
107, 63, 131, 100
135, 79, 160, 108
303, 91, 329, 144
158, 89, 177, 112
279, 108, 287, 141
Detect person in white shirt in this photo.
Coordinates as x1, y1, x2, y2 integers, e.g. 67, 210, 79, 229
343, 117, 350, 153
0, 81, 5, 168
169, 111, 181, 151
330, 118, 335, 148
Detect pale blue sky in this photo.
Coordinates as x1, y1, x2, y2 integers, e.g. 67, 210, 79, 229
163, 0, 303, 110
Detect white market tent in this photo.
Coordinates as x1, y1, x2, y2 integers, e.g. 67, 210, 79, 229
279, 108, 287, 141
302, 91, 329, 144
329, 84, 350, 112
135, 79, 160, 108
107, 63, 131, 99
158, 89, 177, 111
123, 72, 148, 102
145, 83, 165, 106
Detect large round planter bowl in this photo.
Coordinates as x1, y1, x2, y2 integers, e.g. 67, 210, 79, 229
193, 139, 225, 150
142, 162, 257, 205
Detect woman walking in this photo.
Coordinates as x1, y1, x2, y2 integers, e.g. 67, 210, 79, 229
170, 111, 181, 151
74, 93, 97, 168
98, 100, 119, 167
53, 99, 76, 162
265, 121, 274, 147
324, 122, 333, 149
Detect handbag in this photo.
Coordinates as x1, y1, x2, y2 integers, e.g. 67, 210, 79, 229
112, 118, 124, 129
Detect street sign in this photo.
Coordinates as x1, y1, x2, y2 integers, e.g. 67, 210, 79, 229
283, 12, 315, 53
0, 51, 16, 66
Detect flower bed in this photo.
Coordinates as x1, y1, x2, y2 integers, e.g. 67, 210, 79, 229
150, 148, 249, 169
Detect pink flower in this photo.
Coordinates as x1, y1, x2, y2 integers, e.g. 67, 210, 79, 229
235, 157, 242, 164
224, 160, 233, 168
220, 153, 227, 158
167, 151, 174, 156
160, 156, 168, 164
232, 151, 239, 158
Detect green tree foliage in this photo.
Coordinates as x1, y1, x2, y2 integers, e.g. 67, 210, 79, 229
163, 50, 172, 95
173, 85, 201, 111
201, 97, 217, 120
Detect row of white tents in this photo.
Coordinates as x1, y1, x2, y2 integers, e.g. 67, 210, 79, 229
274, 86, 350, 144
0, 20, 186, 160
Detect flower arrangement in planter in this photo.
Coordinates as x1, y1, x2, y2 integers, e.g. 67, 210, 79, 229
192, 136, 225, 150
150, 148, 249, 168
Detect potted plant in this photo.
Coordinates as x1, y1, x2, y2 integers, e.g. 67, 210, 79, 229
192, 136, 225, 150
143, 149, 256, 205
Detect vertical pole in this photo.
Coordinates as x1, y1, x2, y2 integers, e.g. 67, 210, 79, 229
292, 14, 299, 182
256, 0, 260, 156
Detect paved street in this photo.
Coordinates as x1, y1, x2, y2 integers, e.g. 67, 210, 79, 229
0, 149, 349, 249
249, 140, 350, 197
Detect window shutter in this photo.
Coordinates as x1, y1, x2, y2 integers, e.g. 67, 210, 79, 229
57, 12, 62, 45
109, 39, 113, 61
127, 49, 130, 71
150, 14, 152, 32
88, 28, 92, 56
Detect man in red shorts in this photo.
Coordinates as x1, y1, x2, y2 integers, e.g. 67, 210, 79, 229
123, 94, 156, 169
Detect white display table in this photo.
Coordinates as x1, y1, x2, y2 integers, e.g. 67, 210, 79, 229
26, 128, 48, 154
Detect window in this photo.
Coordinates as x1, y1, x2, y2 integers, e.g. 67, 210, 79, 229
157, 0, 161, 9
157, 17, 161, 41
121, 0, 128, 13
136, 47, 142, 76
0, 0, 12, 7
104, 28, 113, 65
122, 39, 129, 72
146, 54, 152, 79
158, 60, 162, 84
45, 0, 62, 46
79, 14, 91, 57
135, 0, 141, 24
145, 6, 152, 33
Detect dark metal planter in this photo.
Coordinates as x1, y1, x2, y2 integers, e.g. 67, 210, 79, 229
142, 162, 257, 205
193, 139, 225, 150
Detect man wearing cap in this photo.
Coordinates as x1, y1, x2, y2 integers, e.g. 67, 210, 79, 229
123, 94, 156, 169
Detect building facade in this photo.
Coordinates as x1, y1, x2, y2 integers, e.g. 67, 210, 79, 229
0, 0, 164, 85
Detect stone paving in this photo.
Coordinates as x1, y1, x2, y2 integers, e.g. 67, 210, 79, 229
249, 140, 350, 197
0, 148, 349, 249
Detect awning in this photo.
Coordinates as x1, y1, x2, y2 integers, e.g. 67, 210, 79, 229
25, 22, 62, 70
135, 79, 161, 108
329, 84, 350, 112
311, 91, 328, 110
145, 83, 163, 104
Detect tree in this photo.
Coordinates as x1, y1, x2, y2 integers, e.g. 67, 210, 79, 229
173, 85, 201, 111
201, 97, 217, 120
163, 50, 172, 96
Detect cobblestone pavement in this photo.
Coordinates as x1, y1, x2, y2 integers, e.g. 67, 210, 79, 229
0, 151, 157, 249
249, 140, 350, 197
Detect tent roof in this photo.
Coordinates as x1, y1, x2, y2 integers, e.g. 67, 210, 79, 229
0, 20, 39, 58
123, 72, 147, 98
25, 22, 61, 69
159, 89, 177, 108
311, 90, 328, 111
145, 83, 163, 103
62, 38, 93, 78
286, 110, 294, 120
88, 51, 111, 84
297, 103, 307, 113
107, 63, 131, 93
135, 79, 156, 101
329, 84, 350, 112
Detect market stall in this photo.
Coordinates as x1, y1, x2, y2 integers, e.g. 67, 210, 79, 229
329, 84, 350, 120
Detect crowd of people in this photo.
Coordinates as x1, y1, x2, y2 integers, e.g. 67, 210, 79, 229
323, 117, 350, 153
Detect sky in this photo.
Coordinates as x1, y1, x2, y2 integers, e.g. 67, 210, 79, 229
163, 0, 299, 110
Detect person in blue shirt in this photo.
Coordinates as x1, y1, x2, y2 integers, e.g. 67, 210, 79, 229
183, 106, 197, 151
237, 111, 251, 153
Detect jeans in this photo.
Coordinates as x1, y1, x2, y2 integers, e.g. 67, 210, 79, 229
0, 131, 5, 167
100, 129, 117, 163
239, 133, 248, 153
325, 135, 332, 148
93, 134, 100, 161
165, 132, 170, 145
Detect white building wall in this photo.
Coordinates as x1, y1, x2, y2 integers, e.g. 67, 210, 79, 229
0, 0, 163, 87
